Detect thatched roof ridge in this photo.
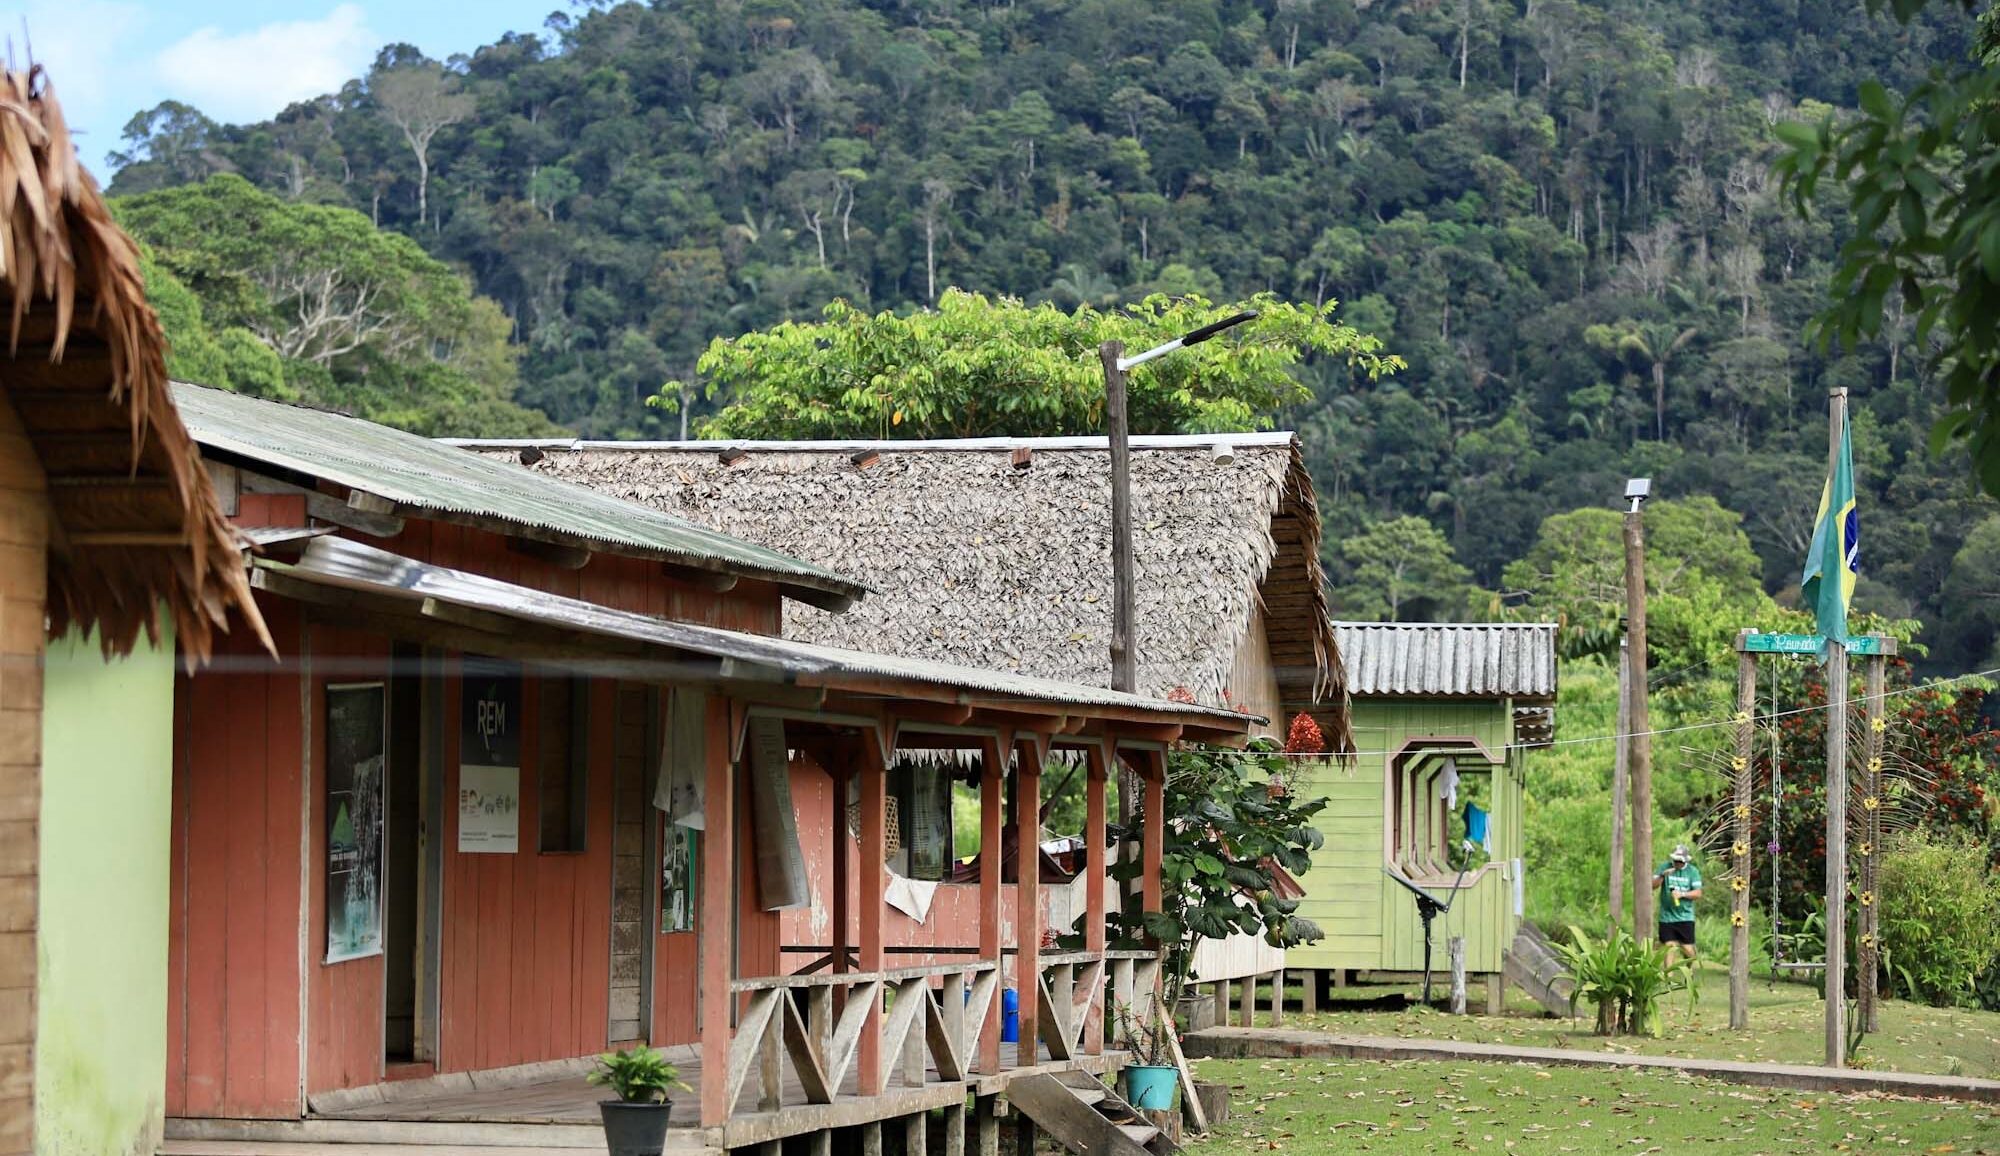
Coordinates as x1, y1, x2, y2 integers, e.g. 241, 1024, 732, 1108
462, 432, 1350, 751
0, 66, 265, 660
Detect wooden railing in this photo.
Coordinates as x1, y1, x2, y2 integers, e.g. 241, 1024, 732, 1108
720, 949, 1160, 1118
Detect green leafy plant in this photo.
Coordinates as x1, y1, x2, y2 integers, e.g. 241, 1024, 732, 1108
1877, 830, 2000, 1009
1097, 739, 1331, 1006
587, 1046, 690, 1104
1553, 924, 1698, 1037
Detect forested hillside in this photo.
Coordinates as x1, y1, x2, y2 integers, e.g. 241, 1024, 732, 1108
102, 0, 2000, 666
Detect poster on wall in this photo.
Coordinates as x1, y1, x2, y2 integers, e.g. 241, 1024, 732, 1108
459, 659, 521, 853
326, 683, 386, 963
661, 823, 698, 934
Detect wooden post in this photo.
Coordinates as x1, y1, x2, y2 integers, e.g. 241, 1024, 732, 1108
1624, 500, 1655, 936
905, 1111, 928, 1156
1236, 976, 1253, 1027
1083, 746, 1109, 1054
1301, 969, 1318, 1015
1014, 738, 1043, 1067
858, 736, 889, 1094
1270, 967, 1285, 1026
0, 394, 47, 1156
943, 1100, 966, 1156
860, 1121, 884, 1156
1859, 652, 1886, 1032
1731, 641, 1757, 1031
832, 760, 850, 979
974, 1094, 1000, 1156
698, 698, 736, 1127
1485, 973, 1504, 1016
978, 738, 1004, 1075
1140, 754, 1164, 922
1102, 341, 1144, 914
1448, 938, 1467, 1015
1611, 638, 1630, 927
1824, 386, 1850, 1071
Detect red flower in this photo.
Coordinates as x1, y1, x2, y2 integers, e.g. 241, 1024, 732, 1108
1285, 713, 1326, 755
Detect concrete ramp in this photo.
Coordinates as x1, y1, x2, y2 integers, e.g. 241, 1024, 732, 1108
1504, 921, 1574, 1017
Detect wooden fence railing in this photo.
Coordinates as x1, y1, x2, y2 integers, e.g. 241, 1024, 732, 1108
721, 949, 1160, 1118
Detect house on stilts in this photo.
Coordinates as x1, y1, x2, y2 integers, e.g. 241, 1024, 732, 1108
457, 433, 1354, 1022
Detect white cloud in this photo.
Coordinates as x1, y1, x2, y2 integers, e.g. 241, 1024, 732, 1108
154, 3, 376, 124
0, 0, 146, 133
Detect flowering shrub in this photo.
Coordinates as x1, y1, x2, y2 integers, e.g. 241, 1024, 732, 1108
1285, 712, 1325, 755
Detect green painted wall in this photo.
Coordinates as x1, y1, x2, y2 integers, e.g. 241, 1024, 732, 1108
35, 630, 176, 1156
1290, 696, 1526, 975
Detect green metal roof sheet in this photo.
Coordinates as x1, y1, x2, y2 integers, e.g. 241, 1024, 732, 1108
172, 383, 863, 604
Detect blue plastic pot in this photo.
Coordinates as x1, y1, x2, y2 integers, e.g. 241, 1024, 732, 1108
1125, 1064, 1178, 1110
1000, 988, 1019, 1043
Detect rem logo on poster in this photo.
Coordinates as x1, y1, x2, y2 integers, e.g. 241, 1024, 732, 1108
473, 693, 508, 754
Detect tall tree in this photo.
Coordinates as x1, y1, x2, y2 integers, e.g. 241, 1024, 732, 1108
371, 59, 475, 224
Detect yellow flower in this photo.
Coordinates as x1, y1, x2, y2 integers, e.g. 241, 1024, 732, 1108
1731, 876, 1748, 892
1872, 717, 1886, 733
1731, 756, 1748, 771
1733, 710, 1751, 724
1860, 891, 1874, 907
1732, 841, 1750, 858
1863, 796, 1880, 811
1858, 841, 1872, 857
1860, 934, 1875, 948
1730, 911, 1747, 927
1867, 757, 1883, 773
1734, 804, 1751, 819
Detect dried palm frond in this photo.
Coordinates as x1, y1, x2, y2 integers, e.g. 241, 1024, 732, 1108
0, 64, 268, 661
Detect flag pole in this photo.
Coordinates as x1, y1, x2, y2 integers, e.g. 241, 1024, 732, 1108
1824, 386, 1849, 1070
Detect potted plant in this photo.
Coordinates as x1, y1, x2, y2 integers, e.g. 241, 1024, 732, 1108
1114, 1000, 1180, 1111
588, 1045, 690, 1156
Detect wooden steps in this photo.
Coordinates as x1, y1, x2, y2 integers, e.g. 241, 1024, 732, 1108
1007, 1071, 1177, 1156
1503, 921, 1575, 1017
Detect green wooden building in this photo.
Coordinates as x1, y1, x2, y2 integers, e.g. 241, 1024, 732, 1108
1288, 622, 1557, 1012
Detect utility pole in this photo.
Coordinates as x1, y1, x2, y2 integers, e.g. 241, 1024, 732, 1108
1610, 637, 1630, 928
1102, 340, 1141, 844
1824, 387, 1850, 1070
1623, 478, 1655, 935
1099, 312, 1257, 867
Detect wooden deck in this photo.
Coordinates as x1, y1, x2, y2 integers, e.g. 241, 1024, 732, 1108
163, 1043, 1132, 1153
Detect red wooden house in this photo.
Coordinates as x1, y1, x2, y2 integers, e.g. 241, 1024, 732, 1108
161, 384, 1248, 1154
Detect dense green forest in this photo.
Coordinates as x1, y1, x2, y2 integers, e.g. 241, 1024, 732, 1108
102, 0, 2000, 667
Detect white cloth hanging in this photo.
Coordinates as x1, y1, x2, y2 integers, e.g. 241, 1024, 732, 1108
654, 688, 707, 829
1435, 757, 1460, 810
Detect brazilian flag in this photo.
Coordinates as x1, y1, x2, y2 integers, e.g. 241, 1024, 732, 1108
1800, 418, 1859, 648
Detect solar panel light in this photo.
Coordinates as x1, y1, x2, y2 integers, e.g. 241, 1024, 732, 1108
1625, 477, 1651, 511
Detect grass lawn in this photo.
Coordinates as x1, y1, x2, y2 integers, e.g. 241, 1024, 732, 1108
1219, 964, 2000, 1078
1184, 1056, 2000, 1154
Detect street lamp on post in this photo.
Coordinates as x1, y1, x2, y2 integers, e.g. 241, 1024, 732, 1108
1099, 310, 1258, 695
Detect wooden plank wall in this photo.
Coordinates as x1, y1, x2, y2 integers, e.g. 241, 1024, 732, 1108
0, 402, 45, 1156
608, 684, 651, 1044
167, 597, 306, 1120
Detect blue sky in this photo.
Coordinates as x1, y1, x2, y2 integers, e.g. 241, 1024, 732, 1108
0, 1, 564, 172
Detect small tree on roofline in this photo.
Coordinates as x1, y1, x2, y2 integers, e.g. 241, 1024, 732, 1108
652, 290, 1400, 440
1079, 739, 1330, 1006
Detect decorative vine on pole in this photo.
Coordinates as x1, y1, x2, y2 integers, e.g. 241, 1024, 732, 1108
1857, 654, 1887, 1032
1729, 634, 1757, 1030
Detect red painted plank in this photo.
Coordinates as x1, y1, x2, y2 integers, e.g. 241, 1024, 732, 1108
166, 671, 194, 1116
221, 657, 268, 1113
182, 665, 231, 1116
263, 606, 305, 1112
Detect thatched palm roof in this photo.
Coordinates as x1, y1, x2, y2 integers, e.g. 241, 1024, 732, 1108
460, 431, 1349, 749
0, 67, 264, 660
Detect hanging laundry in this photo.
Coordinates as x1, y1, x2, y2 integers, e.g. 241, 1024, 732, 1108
1435, 757, 1460, 810
1463, 801, 1491, 854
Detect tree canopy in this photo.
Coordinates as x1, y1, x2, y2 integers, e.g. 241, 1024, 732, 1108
676, 290, 1398, 439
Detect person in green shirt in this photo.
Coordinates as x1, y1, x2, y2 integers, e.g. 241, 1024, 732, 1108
1652, 844, 1702, 959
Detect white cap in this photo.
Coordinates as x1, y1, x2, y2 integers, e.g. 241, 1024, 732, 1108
1670, 844, 1690, 862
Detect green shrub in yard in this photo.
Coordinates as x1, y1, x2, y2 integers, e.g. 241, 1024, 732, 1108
1553, 923, 1699, 1036
1878, 830, 2000, 1009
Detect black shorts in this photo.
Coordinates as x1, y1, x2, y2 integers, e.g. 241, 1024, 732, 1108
1658, 921, 1695, 946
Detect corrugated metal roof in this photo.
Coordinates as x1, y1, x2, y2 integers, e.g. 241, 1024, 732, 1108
260, 537, 1257, 733
443, 432, 1299, 454
1333, 622, 1558, 700
173, 383, 862, 605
